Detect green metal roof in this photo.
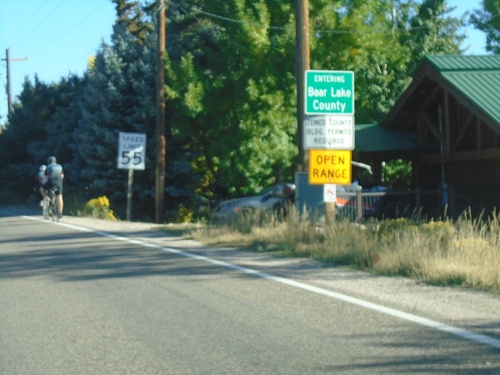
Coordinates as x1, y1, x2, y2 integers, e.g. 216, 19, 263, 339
357, 55, 500, 154
425, 55, 500, 126
355, 124, 419, 153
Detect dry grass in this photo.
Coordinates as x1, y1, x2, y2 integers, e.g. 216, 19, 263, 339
188, 208, 500, 293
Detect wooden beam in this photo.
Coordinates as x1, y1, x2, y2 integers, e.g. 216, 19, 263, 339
419, 85, 442, 111
421, 113, 445, 146
444, 93, 451, 157
477, 117, 483, 157
417, 113, 428, 147
422, 148, 500, 163
452, 111, 474, 151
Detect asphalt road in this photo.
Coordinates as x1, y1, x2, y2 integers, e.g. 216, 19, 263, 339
1, 211, 499, 374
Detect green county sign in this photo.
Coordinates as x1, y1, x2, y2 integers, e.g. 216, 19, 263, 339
305, 70, 354, 115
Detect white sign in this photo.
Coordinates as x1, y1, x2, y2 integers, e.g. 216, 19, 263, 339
117, 132, 146, 170
324, 184, 337, 203
304, 115, 355, 150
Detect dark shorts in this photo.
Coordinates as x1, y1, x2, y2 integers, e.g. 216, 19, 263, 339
42, 178, 63, 195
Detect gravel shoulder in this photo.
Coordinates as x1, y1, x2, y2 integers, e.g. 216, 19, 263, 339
4, 207, 500, 342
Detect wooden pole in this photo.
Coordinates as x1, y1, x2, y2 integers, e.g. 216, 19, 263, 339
2, 49, 27, 116
295, 0, 310, 171
155, 0, 166, 223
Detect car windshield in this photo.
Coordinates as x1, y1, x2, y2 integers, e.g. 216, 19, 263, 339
259, 187, 275, 196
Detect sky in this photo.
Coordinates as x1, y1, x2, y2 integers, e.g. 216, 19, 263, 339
0, 0, 491, 124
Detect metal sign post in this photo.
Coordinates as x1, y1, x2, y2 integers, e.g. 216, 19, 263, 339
304, 70, 355, 225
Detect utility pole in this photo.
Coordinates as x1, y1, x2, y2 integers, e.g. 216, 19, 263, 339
296, 1, 338, 224
155, 0, 166, 223
295, 0, 310, 170
2, 48, 27, 116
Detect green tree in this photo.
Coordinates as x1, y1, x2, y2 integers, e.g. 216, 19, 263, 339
0, 0, 469, 217
114, 0, 153, 42
30, 75, 86, 176
470, 0, 500, 53
73, 3, 157, 219
165, 0, 298, 200
382, 159, 412, 191
309, 0, 466, 123
310, 0, 411, 123
401, 0, 466, 73
0, 75, 83, 202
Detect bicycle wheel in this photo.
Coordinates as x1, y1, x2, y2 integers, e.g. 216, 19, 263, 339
49, 190, 57, 222
42, 198, 49, 220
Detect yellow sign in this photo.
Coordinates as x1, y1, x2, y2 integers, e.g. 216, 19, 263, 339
309, 150, 351, 185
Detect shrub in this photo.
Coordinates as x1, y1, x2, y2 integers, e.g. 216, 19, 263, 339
377, 218, 417, 242
80, 196, 118, 221
418, 220, 456, 249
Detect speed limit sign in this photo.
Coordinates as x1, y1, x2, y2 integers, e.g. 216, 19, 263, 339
117, 132, 146, 170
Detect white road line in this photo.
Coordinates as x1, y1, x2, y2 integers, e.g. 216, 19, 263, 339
23, 215, 500, 350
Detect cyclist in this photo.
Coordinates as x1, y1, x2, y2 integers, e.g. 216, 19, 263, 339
35, 165, 48, 206
40, 156, 64, 219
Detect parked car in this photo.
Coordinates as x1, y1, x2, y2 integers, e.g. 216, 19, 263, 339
335, 184, 385, 218
213, 183, 296, 222
214, 158, 399, 223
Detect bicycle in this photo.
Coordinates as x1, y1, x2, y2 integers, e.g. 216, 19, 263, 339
42, 196, 50, 220
42, 188, 60, 222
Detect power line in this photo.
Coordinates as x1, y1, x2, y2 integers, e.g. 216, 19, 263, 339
1, 49, 27, 115
31, 0, 109, 56
181, 5, 439, 35
315, 25, 431, 35
49, 47, 101, 82
194, 8, 286, 31
4, 0, 50, 46
8, 0, 67, 47
0, 1, 114, 118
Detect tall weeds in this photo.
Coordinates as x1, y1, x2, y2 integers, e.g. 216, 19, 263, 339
193, 206, 500, 293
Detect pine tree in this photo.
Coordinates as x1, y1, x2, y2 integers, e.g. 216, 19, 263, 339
73, 2, 157, 218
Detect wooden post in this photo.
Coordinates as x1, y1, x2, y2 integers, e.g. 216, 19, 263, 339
295, 0, 310, 170
155, 0, 166, 223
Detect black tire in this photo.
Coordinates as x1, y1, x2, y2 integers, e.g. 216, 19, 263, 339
42, 199, 49, 220
49, 190, 58, 222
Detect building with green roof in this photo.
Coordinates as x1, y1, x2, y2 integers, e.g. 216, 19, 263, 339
354, 55, 500, 217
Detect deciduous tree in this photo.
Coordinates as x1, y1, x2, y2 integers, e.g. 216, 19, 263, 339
470, 0, 500, 53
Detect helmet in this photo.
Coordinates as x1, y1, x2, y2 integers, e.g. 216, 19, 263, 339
39, 165, 46, 172
47, 156, 57, 164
